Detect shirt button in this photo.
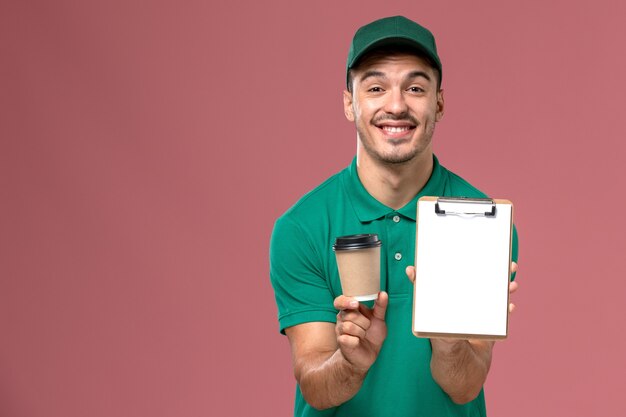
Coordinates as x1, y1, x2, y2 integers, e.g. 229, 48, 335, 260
392, 215, 400, 223
394, 252, 402, 261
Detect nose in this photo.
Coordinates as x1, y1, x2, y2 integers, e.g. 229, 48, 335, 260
383, 88, 408, 115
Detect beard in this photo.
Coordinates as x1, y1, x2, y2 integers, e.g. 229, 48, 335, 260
356, 118, 436, 165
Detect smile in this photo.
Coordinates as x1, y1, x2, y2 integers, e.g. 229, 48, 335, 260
374, 122, 417, 139
381, 126, 413, 133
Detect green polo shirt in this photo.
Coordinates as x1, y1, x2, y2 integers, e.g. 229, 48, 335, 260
270, 155, 519, 417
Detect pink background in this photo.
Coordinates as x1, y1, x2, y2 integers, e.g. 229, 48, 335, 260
2, 1, 625, 416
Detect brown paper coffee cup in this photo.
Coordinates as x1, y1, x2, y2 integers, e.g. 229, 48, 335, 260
333, 234, 381, 301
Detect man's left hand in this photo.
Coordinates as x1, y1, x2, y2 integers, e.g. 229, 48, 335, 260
405, 261, 519, 404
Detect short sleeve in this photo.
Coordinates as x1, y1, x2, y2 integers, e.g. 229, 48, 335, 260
269, 214, 338, 334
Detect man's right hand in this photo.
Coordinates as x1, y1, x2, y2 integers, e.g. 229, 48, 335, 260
284, 292, 388, 409
333, 292, 389, 372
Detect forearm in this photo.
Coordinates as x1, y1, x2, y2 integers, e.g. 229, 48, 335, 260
296, 348, 368, 410
430, 339, 494, 404
286, 295, 388, 410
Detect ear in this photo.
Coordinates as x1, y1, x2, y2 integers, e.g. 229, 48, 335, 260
435, 89, 445, 122
343, 90, 355, 122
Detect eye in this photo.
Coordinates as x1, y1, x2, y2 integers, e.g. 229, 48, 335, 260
367, 86, 384, 92
407, 86, 425, 93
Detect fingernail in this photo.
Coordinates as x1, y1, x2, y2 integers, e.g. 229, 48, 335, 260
349, 301, 359, 308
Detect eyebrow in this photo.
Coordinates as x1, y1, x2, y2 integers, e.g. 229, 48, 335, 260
360, 70, 432, 83
407, 71, 432, 82
360, 70, 386, 83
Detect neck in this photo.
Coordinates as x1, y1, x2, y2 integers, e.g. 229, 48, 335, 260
356, 148, 434, 211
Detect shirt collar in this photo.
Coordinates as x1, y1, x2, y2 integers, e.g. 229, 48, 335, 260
343, 155, 446, 222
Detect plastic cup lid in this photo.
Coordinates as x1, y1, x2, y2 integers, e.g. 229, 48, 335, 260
333, 234, 382, 251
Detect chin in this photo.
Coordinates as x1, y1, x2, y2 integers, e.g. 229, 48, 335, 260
380, 156, 415, 165
374, 150, 418, 165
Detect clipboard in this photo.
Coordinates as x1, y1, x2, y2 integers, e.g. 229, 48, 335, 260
412, 196, 514, 340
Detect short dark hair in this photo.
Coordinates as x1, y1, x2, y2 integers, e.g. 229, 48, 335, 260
347, 44, 442, 93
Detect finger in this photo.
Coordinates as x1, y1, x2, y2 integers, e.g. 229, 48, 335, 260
511, 261, 518, 273
405, 266, 416, 284
338, 320, 367, 339
337, 334, 360, 349
340, 309, 372, 331
508, 280, 518, 313
334, 311, 369, 338
334, 295, 359, 311
372, 291, 388, 321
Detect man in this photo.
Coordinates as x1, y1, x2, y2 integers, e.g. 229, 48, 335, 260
270, 15, 519, 416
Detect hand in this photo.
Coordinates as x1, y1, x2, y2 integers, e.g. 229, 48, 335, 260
333, 292, 389, 372
508, 262, 519, 313
406, 262, 519, 313
406, 262, 519, 403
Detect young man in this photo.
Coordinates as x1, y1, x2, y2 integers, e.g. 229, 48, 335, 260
270, 16, 519, 416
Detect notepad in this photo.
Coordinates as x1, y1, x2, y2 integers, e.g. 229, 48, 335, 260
412, 197, 514, 340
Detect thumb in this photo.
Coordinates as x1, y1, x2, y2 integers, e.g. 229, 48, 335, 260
405, 266, 416, 284
372, 291, 388, 321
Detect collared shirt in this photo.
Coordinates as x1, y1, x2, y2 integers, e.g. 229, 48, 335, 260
270, 155, 519, 417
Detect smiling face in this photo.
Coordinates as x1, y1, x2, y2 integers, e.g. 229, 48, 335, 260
344, 53, 444, 166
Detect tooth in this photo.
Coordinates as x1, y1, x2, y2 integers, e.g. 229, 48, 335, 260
384, 126, 408, 133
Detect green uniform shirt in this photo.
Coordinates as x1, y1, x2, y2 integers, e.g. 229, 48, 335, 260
270, 155, 519, 417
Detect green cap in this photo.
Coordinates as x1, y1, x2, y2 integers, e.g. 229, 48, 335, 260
346, 16, 442, 87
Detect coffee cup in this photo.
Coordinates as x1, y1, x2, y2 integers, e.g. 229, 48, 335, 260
333, 234, 382, 301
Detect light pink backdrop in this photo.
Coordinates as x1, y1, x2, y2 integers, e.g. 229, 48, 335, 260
2, 1, 625, 416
